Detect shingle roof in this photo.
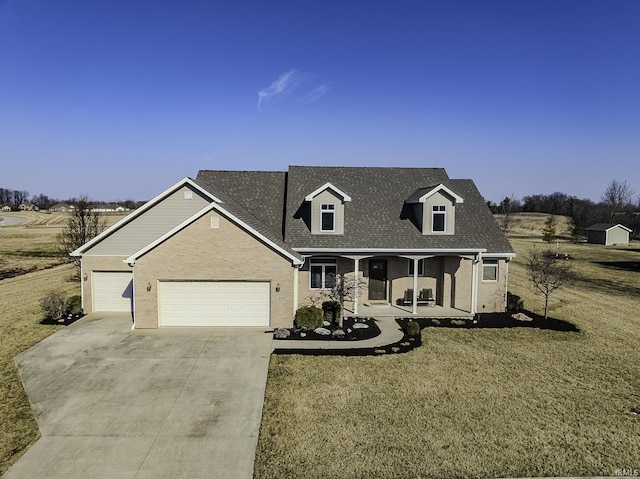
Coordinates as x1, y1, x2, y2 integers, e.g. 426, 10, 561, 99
586, 223, 631, 232
196, 166, 514, 255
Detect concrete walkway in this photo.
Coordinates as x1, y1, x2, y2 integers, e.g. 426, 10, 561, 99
4, 314, 273, 479
273, 317, 405, 350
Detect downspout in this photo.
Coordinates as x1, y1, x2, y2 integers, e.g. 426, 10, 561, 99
471, 252, 481, 315
504, 259, 510, 311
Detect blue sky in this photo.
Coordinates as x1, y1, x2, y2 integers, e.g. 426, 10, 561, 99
1, 0, 638, 203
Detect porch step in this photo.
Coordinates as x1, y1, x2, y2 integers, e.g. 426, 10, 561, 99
364, 301, 389, 306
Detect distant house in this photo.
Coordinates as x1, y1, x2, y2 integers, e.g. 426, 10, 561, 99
50, 203, 76, 212
90, 204, 130, 213
586, 223, 631, 246
1, 203, 12, 212
19, 202, 39, 211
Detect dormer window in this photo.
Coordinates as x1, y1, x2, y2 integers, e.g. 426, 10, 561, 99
321, 204, 335, 231
405, 184, 463, 236
303, 182, 351, 235
432, 205, 446, 232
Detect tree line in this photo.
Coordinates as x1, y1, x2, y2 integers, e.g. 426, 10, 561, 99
0, 187, 145, 211
487, 180, 638, 238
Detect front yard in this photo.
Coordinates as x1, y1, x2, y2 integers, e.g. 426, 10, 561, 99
254, 238, 640, 478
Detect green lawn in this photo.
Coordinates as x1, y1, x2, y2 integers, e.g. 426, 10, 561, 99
254, 238, 640, 479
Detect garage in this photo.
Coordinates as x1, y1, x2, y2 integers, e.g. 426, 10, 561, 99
158, 281, 270, 327
92, 271, 133, 312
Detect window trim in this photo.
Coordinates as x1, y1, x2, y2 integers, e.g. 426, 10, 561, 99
432, 205, 446, 232
482, 260, 499, 282
320, 204, 336, 232
407, 259, 425, 276
310, 260, 338, 290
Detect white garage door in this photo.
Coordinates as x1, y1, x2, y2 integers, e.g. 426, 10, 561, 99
158, 281, 270, 327
92, 272, 133, 312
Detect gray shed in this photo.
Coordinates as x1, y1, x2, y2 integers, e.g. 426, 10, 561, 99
585, 223, 632, 246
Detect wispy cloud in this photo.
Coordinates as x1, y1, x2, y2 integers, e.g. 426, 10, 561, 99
299, 82, 332, 104
257, 69, 300, 111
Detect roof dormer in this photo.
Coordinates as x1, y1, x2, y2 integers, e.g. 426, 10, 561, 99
305, 182, 351, 235
406, 184, 463, 235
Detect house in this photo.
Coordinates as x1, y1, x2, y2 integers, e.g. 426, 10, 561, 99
90, 203, 130, 213
19, 202, 39, 211
586, 223, 631, 246
50, 203, 76, 212
71, 166, 515, 329
1, 203, 11, 212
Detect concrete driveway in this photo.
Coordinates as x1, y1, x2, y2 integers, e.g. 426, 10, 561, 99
3, 313, 274, 479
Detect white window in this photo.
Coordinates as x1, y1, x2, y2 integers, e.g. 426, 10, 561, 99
432, 205, 446, 232
310, 261, 337, 289
482, 260, 498, 281
407, 259, 425, 276
320, 204, 335, 232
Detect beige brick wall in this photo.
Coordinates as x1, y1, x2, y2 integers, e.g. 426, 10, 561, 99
133, 212, 296, 328
80, 256, 132, 314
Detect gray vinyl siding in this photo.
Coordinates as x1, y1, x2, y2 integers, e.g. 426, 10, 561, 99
84, 185, 212, 256
422, 191, 456, 235
310, 189, 345, 235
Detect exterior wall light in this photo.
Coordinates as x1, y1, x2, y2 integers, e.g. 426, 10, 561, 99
275, 283, 280, 292
147, 282, 152, 292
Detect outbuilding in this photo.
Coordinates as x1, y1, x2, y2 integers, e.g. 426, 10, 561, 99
586, 223, 632, 246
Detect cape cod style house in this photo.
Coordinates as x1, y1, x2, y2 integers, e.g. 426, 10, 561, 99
71, 166, 515, 329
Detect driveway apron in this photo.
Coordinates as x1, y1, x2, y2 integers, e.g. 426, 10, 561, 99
3, 313, 273, 479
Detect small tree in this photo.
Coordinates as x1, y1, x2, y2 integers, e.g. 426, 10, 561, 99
322, 272, 363, 321
525, 247, 576, 319
542, 215, 557, 243
57, 195, 106, 275
498, 194, 518, 233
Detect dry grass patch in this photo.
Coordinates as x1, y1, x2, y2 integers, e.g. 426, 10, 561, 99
255, 239, 640, 478
0, 265, 78, 475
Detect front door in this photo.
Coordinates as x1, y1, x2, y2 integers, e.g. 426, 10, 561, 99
368, 259, 387, 300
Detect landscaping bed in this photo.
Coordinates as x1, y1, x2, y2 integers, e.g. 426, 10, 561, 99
274, 316, 381, 341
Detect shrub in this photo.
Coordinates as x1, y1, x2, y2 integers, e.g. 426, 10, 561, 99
406, 320, 420, 336
506, 292, 524, 312
295, 306, 323, 330
68, 295, 82, 315
322, 300, 342, 324
40, 290, 69, 321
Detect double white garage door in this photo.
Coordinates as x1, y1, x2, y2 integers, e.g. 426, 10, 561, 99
92, 273, 270, 327
159, 281, 270, 327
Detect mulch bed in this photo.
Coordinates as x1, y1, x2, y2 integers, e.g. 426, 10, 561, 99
39, 312, 85, 326
274, 317, 381, 341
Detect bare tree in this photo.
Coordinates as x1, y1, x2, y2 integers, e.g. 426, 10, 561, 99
525, 247, 576, 319
57, 196, 106, 274
498, 194, 517, 233
601, 179, 634, 223
322, 273, 364, 321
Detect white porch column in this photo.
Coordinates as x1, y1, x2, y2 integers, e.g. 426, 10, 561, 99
412, 258, 419, 315
353, 257, 360, 315
470, 254, 480, 315
293, 265, 299, 317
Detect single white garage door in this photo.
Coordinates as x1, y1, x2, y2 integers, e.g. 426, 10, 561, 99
158, 281, 270, 327
92, 272, 133, 312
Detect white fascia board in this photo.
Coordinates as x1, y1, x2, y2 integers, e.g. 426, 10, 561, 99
609, 224, 632, 232
481, 252, 517, 259
304, 182, 352, 202
70, 177, 222, 257
417, 184, 464, 204
293, 247, 486, 255
125, 202, 304, 266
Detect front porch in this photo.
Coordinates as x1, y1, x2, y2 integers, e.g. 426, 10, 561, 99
345, 303, 475, 319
